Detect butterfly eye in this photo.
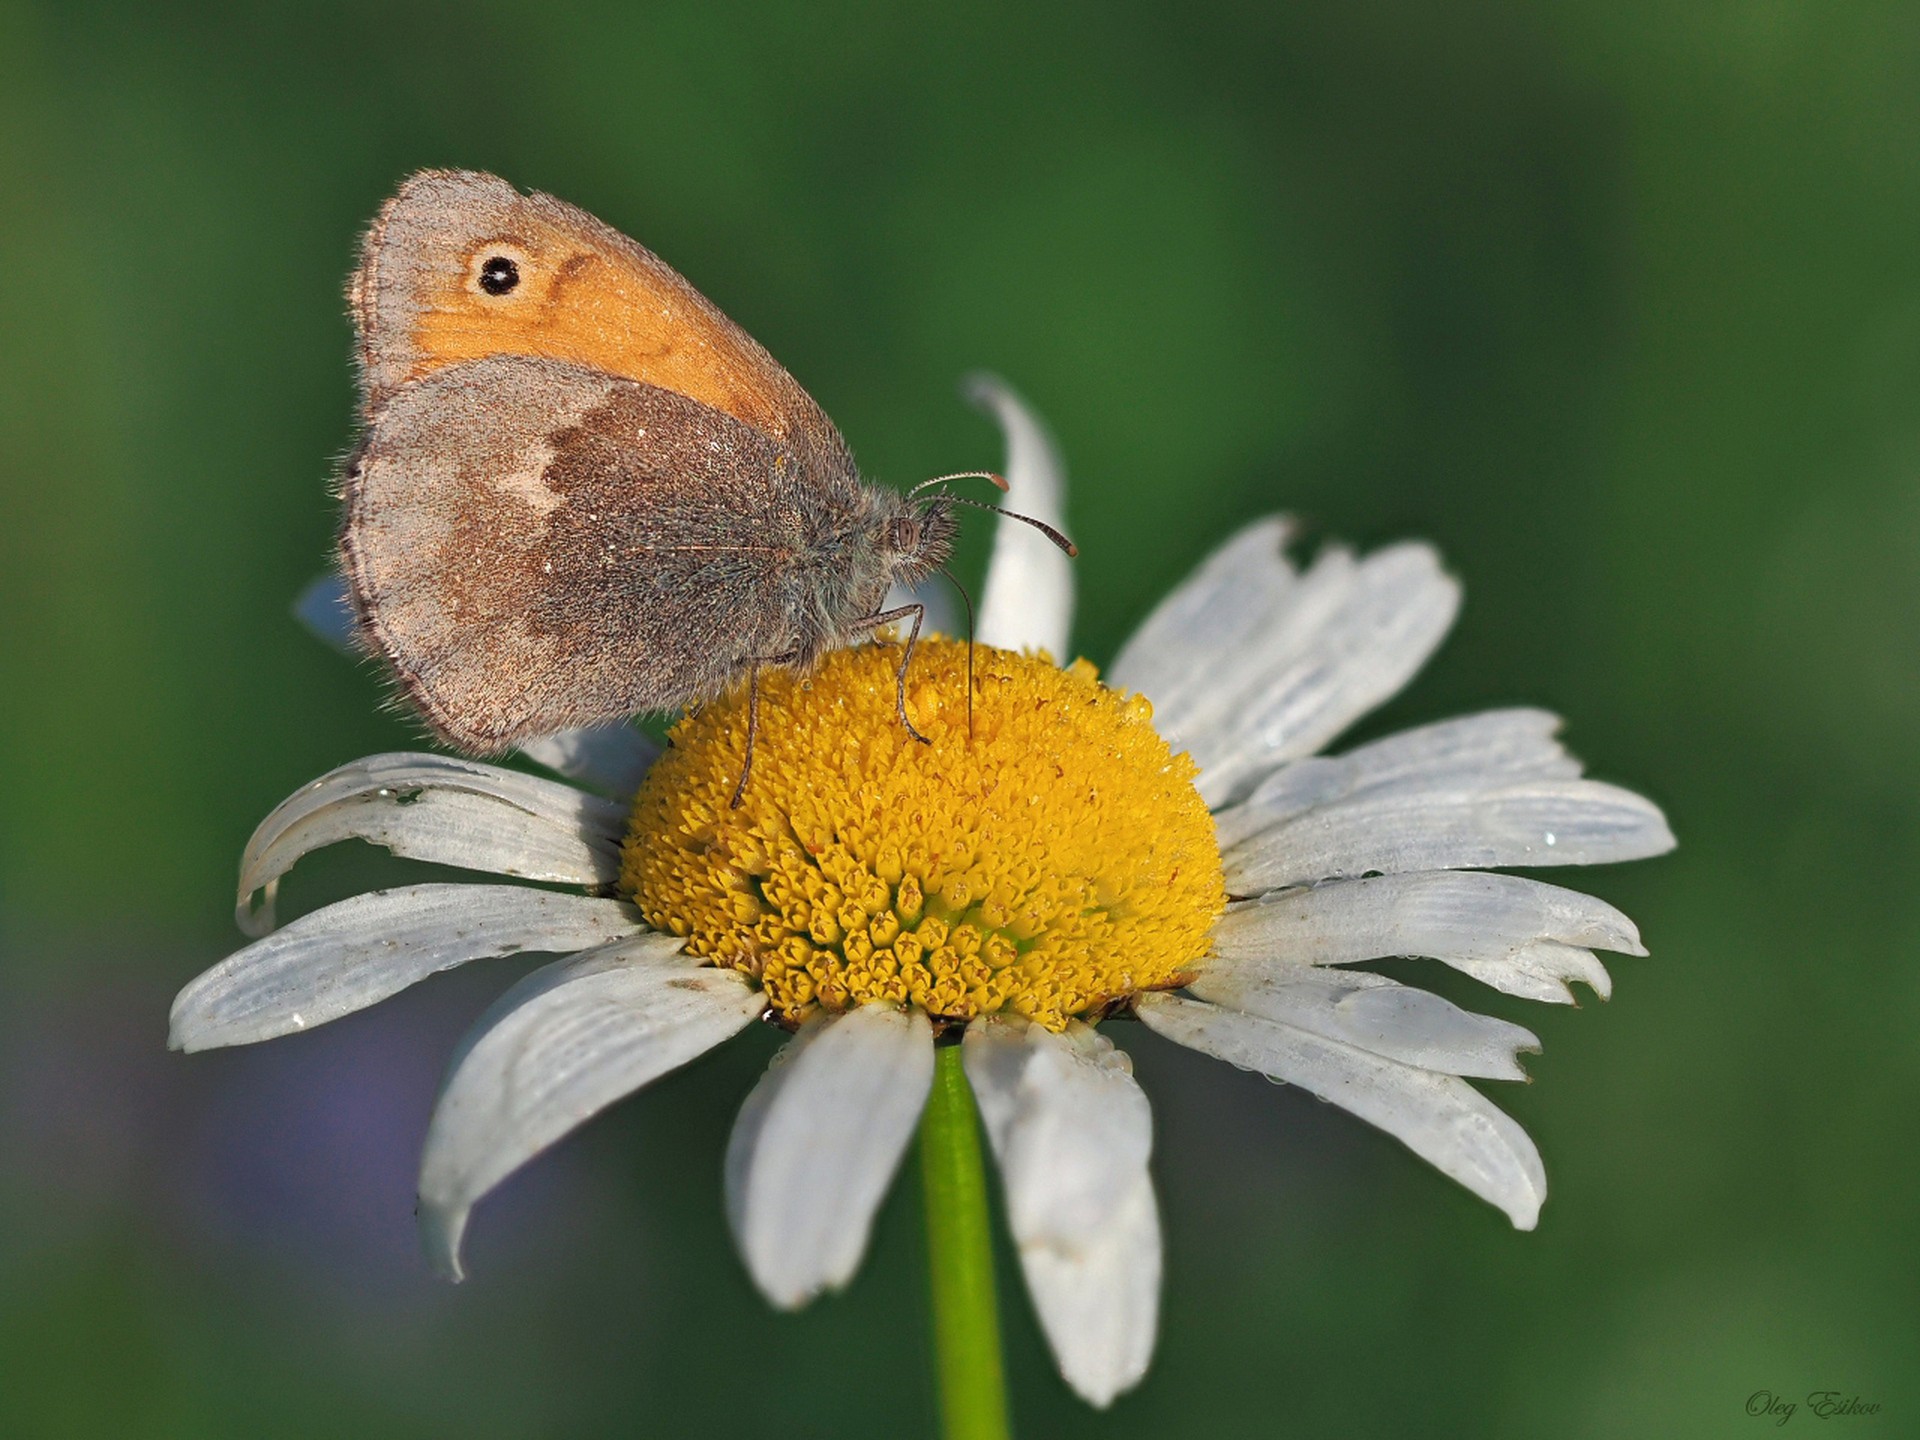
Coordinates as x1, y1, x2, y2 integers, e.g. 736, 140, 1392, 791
886, 516, 921, 554
477, 255, 520, 296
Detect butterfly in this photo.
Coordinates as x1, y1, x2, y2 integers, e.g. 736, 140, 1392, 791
338, 169, 1069, 792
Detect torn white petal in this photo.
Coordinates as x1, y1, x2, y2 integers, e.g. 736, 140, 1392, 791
963, 1017, 1159, 1406
515, 723, 660, 799
1188, 963, 1540, 1080
1210, 871, 1638, 1003
1222, 776, 1676, 894
967, 373, 1074, 660
725, 1005, 933, 1308
1137, 992, 1546, 1228
1447, 939, 1615, 1004
170, 884, 641, 1052
237, 752, 627, 937
418, 935, 759, 1281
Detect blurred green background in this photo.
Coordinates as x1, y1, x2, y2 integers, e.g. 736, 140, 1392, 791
2, 1, 1914, 1435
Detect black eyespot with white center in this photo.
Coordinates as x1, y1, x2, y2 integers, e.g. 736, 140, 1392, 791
477, 255, 520, 296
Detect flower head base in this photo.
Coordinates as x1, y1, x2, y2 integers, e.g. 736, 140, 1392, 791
623, 639, 1225, 1032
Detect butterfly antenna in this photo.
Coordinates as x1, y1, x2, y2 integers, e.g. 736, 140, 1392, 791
938, 496, 1078, 557
908, 470, 1008, 500
938, 566, 977, 742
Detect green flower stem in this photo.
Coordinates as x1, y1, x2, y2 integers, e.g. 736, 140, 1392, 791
919, 1041, 1012, 1440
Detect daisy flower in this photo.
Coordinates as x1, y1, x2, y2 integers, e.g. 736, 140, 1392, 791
171, 375, 1672, 1419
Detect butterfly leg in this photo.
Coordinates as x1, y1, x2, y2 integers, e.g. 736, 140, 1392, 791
854, 603, 931, 746
728, 645, 806, 809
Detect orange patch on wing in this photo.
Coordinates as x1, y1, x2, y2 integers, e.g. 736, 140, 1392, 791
404, 216, 791, 438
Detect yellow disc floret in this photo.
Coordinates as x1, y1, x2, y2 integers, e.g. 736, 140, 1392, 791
621, 640, 1224, 1032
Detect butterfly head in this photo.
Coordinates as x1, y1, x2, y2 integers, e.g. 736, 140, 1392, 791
878, 496, 962, 590
895, 471, 1078, 587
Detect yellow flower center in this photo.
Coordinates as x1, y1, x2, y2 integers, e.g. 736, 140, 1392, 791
620, 639, 1224, 1032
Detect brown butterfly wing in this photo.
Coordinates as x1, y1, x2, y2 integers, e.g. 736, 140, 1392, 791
350, 169, 843, 462
342, 355, 863, 752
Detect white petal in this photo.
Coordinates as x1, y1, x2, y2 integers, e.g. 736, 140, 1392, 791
967, 373, 1075, 659
236, 752, 627, 937
963, 1018, 1152, 1243
963, 1018, 1159, 1406
1210, 871, 1639, 1003
1109, 521, 1460, 805
418, 935, 761, 1280
1221, 775, 1676, 893
1137, 992, 1545, 1228
169, 884, 641, 1052
1187, 963, 1540, 1080
294, 571, 359, 653
1449, 940, 1618, 1005
1023, 1172, 1161, 1408
1190, 544, 1460, 805
725, 1005, 934, 1308
515, 723, 660, 798
1109, 516, 1300, 715
1213, 709, 1579, 848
